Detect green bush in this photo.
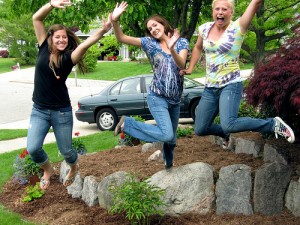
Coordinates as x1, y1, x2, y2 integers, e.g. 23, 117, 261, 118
245, 30, 300, 135
176, 127, 193, 138
82, 44, 100, 72
214, 99, 263, 124
98, 35, 121, 57
138, 58, 150, 64
109, 174, 165, 225
22, 182, 45, 202
123, 116, 145, 146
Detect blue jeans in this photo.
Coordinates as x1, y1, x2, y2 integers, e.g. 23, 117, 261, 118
27, 105, 78, 166
194, 82, 274, 137
123, 92, 179, 166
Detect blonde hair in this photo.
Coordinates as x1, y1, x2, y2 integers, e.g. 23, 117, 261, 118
212, 0, 235, 14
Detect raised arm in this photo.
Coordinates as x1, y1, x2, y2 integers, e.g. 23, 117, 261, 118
71, 15, 112, 64
32, 0, 68, 45
167, 29, 188, 69
111, 1, 141, 47
239, 0, 262, 33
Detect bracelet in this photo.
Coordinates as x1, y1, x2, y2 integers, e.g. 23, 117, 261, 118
49, 0, 53, 7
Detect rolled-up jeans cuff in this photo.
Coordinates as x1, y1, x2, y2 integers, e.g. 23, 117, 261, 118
39, 158, 50, 166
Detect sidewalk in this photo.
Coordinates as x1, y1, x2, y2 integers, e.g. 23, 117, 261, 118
0, 67, 113, 154
0, 68, 253, 154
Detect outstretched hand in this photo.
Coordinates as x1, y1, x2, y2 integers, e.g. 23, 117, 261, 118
167, 28, 180, 50
111, 1, 128, 22
50, 0, 72, 9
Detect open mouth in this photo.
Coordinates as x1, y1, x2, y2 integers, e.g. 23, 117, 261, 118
217, 17, 224, 23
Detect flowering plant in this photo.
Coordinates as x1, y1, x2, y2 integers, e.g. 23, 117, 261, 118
13, 149, 41, 185
72, 132, 87, 155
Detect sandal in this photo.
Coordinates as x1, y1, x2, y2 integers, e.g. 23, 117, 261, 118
63, 165, 79, 187
40, 176, 50, 190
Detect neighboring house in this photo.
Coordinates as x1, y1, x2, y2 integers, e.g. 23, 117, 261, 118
75, 29, 130, 60
75, 29, 147, 61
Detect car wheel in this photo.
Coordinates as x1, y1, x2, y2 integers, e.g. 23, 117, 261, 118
190, 100, 200, 121
96, 108, 118, 131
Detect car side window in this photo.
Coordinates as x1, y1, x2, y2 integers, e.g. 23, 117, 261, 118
110, 82, 121, 96
119, 78, 141, 95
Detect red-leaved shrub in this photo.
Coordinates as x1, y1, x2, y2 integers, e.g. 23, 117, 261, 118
245, 30, 300, 135
0, 50, 9, 58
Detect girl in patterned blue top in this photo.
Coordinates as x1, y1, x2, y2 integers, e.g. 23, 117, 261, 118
112, 2, 189, 169
181, 0, 294, 145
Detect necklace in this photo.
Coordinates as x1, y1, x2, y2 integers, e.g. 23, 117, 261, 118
49, 54, 60, 79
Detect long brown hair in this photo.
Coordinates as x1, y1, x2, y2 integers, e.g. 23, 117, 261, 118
47, 24, 85, 74
144, 15, 174, 38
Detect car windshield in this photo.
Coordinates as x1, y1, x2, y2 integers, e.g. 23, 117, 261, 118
184, 78, 202, 89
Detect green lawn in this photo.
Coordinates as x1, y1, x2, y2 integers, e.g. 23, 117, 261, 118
69, 61, 207, 80
0, 58, 33, 74
0, 58, 18, 74
1, 58, 253, 81
0, 130, 117, 224
0, 129, 28, 141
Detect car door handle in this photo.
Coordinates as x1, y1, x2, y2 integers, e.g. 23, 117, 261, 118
110, 98, 118, 101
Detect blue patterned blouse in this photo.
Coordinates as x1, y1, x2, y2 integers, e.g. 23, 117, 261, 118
141, 37, 189, 104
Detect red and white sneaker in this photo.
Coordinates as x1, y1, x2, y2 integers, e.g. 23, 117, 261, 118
274, 117, 295, 143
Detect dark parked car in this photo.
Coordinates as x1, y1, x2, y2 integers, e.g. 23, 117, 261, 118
75, 74, 204, 131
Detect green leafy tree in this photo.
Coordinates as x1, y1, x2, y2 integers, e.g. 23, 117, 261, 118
0, 13, 37, 64
2, 0, 299, 66
235, 0, 300, 65
98, 35, 121, 57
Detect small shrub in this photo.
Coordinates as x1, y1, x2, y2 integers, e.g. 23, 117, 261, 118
214, 99, 263, 124
245, 29, 300, 135
129, 56, 137, 61
109, 174, 166, 225
123, 116, 145, 146
13, 149, 42, 185
137, 58, 149, 64
117, 55, 123, 61
72, 132, 87, 155
176, 127, 193, 138
83, 44, 100, 72
0, 50, 9, 58
22, 182, 45, 202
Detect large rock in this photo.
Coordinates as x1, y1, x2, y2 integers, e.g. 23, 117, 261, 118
254, 162, 292, 215
216, 164, 253, 215
81, 176, 100, 207
147, 162, 215, 215
67, 174, 84, 198
97, 171, 130, 209
235, 138, 264, 157
263, 143, 288, 165
285, 178, 300, 217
